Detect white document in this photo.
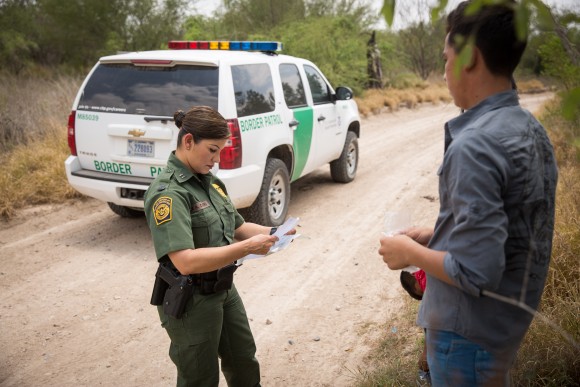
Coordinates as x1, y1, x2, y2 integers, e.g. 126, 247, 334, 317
236, 217, 300, 266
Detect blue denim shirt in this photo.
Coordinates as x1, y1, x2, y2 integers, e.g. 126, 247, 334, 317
417, 90, 558, 357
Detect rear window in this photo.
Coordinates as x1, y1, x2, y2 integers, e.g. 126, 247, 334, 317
232, 63, 275, 117
77, 63, 219, 116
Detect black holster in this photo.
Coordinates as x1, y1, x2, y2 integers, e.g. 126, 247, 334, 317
214, 263, 238, 292
150, 261, 194, 319
150, 261, 238, 317
197, 263, 238, 294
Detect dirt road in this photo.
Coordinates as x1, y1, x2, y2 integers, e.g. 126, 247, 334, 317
0, 93, 553, 387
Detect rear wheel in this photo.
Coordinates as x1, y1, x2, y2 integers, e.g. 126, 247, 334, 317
330, 131, 358, 183
243, 158, 290, 226
107, 202, 144, 218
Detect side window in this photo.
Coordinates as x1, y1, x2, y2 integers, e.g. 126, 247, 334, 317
279, 64, 307, 108
231, 64, 275, 117
304, 65, 331, 105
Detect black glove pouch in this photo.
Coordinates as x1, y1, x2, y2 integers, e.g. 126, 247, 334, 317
213, 263, 238, 292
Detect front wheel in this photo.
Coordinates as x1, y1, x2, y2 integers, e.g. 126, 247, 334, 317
244, 158, 290, 226
330, 131, 358, 183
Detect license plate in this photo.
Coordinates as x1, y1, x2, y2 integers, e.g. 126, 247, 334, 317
127, 139, 154, 157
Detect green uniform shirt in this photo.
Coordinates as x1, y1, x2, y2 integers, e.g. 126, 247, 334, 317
144, 152, 245, 262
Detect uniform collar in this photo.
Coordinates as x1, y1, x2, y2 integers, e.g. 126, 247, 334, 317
166, 152, 213, 184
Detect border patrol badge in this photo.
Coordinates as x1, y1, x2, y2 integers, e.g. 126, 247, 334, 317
212, 183, 228, 198
153, 196, 172, 225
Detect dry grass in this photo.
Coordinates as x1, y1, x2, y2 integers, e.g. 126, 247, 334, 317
0, 129, 82, 219
352, 300, 424, 387
0, 72, 82, 151
355, 84, 452, 118
355, 78, 551, 119
0, 72, 83, 218
517, 79, 551, 94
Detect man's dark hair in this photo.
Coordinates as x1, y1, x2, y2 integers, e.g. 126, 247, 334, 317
446, 0, 527, 77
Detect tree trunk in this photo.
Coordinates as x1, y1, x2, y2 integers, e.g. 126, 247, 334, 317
367, 31, 383, 89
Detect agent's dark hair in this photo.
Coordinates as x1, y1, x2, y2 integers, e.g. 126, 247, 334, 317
446, 0, 527, 77
174, 106, 230, 146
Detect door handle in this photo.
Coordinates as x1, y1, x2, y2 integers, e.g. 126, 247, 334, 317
289, 119, 300, 129
317, 115, 326, 122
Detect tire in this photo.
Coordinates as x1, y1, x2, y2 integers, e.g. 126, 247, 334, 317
244, 158, 290, 227
107, 202, 144, 218
330, 131, 358, 183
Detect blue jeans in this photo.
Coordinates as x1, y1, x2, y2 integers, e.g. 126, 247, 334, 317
426, 329, 512, 387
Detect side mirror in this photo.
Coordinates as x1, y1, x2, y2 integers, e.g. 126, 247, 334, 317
335, 86, 353, 101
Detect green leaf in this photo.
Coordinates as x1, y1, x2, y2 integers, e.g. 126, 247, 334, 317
465, 0, 484, 16
430, 0, 448, 22
514, 1, 530, 42
529, 0, 555, 29
562, 88, 580, 121
454, 35, 475, 78
381, 0, 396, 27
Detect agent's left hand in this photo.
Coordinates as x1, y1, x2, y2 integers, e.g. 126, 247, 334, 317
246, 234, 278, 256
378, 234, 413, 270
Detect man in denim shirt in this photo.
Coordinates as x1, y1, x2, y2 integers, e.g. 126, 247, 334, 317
378, 1, 558, 385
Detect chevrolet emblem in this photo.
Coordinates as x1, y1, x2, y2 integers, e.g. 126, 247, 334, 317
128, 129, 145, 137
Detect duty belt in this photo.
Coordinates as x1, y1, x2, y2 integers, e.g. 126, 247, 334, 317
150, 261, 238, 318
192, 263, 238, 295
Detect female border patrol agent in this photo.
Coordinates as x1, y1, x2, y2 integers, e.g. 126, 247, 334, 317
144, 106, 292, 387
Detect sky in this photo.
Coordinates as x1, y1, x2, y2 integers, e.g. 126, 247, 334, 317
193, 0, 579, 30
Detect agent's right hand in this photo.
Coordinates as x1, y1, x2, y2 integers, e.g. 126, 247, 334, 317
245, 234, 278, 255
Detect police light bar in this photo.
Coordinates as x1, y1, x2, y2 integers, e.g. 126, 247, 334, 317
168, 40, 282, 52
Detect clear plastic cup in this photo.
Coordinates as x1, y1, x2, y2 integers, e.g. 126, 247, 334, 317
382, 210, 419, 273
383, 211, 412, 236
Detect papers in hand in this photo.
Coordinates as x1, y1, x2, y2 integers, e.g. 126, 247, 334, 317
236, 217, 300, 266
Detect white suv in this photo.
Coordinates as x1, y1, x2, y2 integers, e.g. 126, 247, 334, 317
65, 40, 361, 226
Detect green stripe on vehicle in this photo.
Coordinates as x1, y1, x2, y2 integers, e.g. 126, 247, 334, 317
290, 107, 314, 181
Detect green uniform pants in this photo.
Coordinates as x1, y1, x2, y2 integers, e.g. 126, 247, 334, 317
158, 284, 260, 387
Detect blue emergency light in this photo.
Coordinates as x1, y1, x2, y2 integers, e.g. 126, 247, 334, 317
168, 40, 282, 52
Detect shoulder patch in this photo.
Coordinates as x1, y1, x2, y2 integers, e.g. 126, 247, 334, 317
212, 183, 228, 198
153, 196, 172, 226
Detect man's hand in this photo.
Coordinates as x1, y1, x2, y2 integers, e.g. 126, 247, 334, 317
379, 231, 452, 286
379, 234, 414, 270
400, 226, 433, 246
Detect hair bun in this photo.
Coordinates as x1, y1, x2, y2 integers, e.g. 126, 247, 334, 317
174, 110, 186, 128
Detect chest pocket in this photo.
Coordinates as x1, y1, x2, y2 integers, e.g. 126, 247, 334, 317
220, 201, 236, 242
190, 207, 220, 248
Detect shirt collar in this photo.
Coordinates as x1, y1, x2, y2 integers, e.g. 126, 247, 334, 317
445, 90, 520, 142
166, 152, 212, 184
